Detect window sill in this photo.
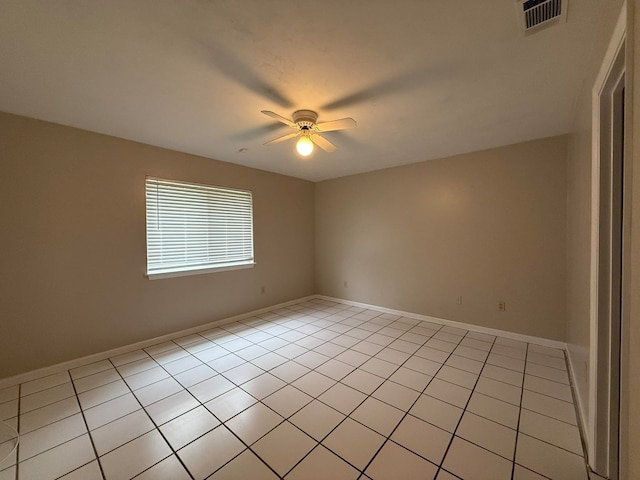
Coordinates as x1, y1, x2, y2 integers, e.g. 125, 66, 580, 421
147, 262, 255, 280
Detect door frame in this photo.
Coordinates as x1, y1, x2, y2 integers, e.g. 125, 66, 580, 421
589, 4, 629, 478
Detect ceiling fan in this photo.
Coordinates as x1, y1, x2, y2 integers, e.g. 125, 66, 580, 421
261, 110, 357, 157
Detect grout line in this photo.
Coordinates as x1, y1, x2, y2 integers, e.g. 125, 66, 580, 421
511, 341, 530, 479
433, 334, 499, 478
68, 372, 107, 480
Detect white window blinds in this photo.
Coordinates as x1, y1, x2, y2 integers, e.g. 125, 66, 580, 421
145, 178, 254, 277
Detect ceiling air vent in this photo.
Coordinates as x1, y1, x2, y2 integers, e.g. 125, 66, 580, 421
516, 0, 567, 34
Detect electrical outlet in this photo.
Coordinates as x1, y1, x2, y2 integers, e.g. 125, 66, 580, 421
498, 301, 506, 311
343, 281, 348, 288
260, 286, 265, 294
456, 296, 463, 305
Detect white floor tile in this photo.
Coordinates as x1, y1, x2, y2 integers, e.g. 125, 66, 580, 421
58, 460, 102, 479
351, 397, 405, 436
443, 437, 512, 480
365, 440, 438, 480
100, 430, 171, 479
269, 361, 311, 383
456, 412, 516, 460
18, 434, 95, 480
359, 357, 398, 378
124, 366, 170, 390
135, 454, 192, 480
318, 383, 366, 415
524, 374, 573, 402
21, 372, 70, 397
315, 359, 355, 381
69, 360, 112, 380
292, 371, 336, 397
226, 402, 284, 445
289, 400, 345, 441
208, 353, 246, 373
491, 344, 526, 360
188, 374, 235, 403
160, 405, 220, 450
263, 385, 312, 418
286, 445, 360, 480
415, 346, 450, 363
115, 357, 156, 377
519, 409, 583, 455
253, 421, 316, 476
20, 382, 76, 413
375, 348, 412, 365
0, 387, 18, 405
526, 363, 569, 385
177, 425, 245, 479
91, 409, 154, 455
205, 387, 257, 422
223, 362, 266, 385
213, 449, 279, 479
445, 354, 485, 374
144, 389, 199, 425
423, 378, 472, 408
72, 368, 120, 394
403, 356, 442, 376
435, 469, 461, 480
521, 390, 577, 425
172, 364, 216, 387
516, 433, 588, 480
481, 364, 524, 387
341, 369, 385, 395
83, 392, 140, 430
474, 376, 522, 406
19, 413, 87, 461
134, 376, 183, 406
388, 367, 432, 391
487, 353, 525, 372
390, 414, 452, 465
409, 394, 464, 433
466, 391, 520, 429
436, 365, 478, 389
16, 396, 79, 434
527, 352, 567, 370
513, 464, 549, 479
323, 418, 385, 470
162, 354, 202, 375
240, 372, 286, 399
372, 380, 421, 410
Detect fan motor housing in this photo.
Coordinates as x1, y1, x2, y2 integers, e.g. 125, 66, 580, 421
293, 109, 318, 128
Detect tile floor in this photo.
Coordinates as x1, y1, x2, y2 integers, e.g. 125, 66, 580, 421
0, 298, 587, 479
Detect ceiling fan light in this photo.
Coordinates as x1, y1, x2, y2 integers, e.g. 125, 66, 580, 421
296, 135, 314, 156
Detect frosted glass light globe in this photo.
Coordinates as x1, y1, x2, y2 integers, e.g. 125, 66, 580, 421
296, 135, 314, 156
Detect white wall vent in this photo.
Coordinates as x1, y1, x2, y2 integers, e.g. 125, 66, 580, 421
516, 0, 568, 34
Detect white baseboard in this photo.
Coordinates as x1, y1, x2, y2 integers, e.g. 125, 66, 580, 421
0, 295, 316, 389
566, 346, 591, 466
317, 295, 568, 350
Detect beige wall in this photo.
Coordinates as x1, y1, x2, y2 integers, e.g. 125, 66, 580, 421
315, 137, 568, 340
0, 112, 315, 378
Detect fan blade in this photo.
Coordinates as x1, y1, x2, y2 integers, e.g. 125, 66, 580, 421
264, 131, 299, 146
315, 118, 357, 132
261, 110, 297, 128
311, 134, 337, 152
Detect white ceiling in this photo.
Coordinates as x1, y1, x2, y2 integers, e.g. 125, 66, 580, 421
0, 0, 613, 181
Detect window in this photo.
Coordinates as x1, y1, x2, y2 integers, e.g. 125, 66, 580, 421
145, 177, 254, 278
